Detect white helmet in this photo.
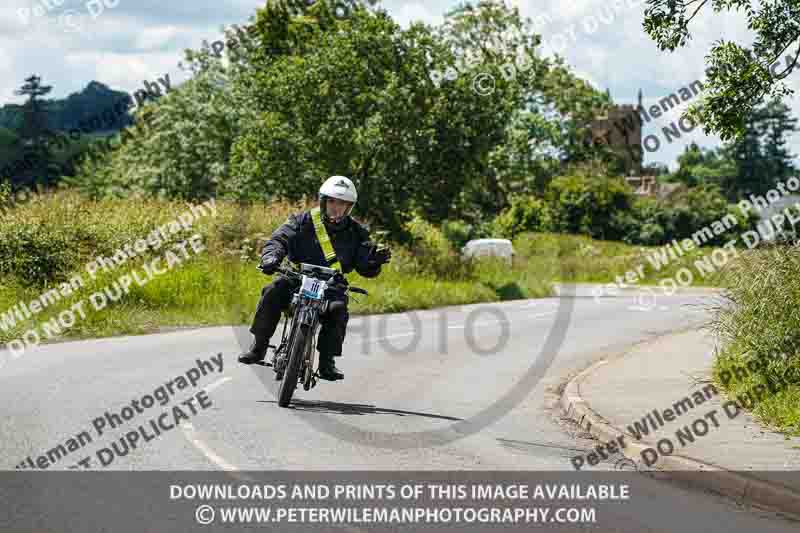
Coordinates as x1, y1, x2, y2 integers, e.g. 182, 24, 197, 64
319, 175, 357, 224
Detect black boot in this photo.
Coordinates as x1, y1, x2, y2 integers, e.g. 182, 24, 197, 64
318, 355, 344, 381
238, 335, 269, 365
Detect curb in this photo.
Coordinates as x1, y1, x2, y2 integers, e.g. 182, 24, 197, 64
560, 346, 800, 521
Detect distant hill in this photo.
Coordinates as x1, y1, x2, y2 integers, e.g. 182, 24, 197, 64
0, 81, 133, 133
1, 81, 135, 187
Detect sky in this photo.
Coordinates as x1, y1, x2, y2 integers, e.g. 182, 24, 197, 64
2, 0, 799, 170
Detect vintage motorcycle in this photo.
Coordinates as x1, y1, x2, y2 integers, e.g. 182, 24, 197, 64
265, 262, 368, 407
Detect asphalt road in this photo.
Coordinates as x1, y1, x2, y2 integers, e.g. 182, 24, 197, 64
1, 287, 797, 532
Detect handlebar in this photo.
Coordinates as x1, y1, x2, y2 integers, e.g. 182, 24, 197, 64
276, 265, 301, 278
275, 264, 369, 296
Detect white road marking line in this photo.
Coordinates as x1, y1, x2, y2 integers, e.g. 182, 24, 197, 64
524, 301, 557, 307
202, 376, 232, 393
360, 311, 557, 339
366, 332, 417, 344
179, 376, 254, 478
527, 311, 557, 319
447, 319, 509, 329
181, 422, 242, 472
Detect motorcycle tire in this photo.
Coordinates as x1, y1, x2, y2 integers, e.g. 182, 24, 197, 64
278, 323, 309, 407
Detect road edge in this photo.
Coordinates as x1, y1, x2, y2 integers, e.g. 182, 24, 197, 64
559, 329, 800, 522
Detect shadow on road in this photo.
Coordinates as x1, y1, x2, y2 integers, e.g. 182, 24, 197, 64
259, 399, 463, 421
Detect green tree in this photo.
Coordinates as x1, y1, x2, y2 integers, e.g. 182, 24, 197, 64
758, 98, 797, 188
229, 0, 550, 235
670, 142, 736, 189
68, 61, 240, 200
543, 163, 633, 240
11, 75, 56, 186
67, 0, 613, 239
643, 0, 800, 140
723, 98, 797, 198
439, 1, 612, 221
15, 75, 52, 142
483, 63, 613, 206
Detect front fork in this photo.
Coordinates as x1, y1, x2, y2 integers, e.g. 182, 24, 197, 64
299, 300, 322, 389
276, 295, 322, 387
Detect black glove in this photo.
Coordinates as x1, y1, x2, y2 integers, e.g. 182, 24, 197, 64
373, 246, 392, 265
327, 272, 349, 294
258, 255, 281, 275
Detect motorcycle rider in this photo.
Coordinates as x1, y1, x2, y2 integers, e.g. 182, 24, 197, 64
237, 176, 392, 381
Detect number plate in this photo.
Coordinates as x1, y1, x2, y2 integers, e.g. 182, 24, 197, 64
300, 275, 326, 300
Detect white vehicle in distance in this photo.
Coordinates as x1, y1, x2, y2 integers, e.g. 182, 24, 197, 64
461, 238, 515, 266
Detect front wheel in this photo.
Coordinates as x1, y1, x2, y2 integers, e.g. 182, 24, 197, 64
277, 323, 309, 407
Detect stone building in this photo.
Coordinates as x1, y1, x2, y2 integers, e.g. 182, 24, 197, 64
589, 90, 644, 176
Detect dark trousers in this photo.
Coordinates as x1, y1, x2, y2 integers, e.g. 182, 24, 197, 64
250, 275, 349, 359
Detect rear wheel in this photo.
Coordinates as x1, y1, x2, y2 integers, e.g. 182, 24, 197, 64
278, 323, 309, 407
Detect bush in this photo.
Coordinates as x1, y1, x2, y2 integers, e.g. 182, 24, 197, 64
611, 185, 758, 247
0, 181, 11, 212
0, 224, 80, 286
403, 213, 475, 280
543, 171, 633, 240
441, 219, 475, 250
711, 243, 800, 434
492, 195, 547, 239
669, 185, 731, 242
611, 197, 676, 246
0, 190, 217, 286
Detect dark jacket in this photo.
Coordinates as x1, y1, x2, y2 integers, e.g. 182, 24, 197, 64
260, 211, 383, 278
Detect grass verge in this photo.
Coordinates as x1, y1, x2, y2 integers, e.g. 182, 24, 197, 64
709, 243, 800, 436
0, 192, 730, 349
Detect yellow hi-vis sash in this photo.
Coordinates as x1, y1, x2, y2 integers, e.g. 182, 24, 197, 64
310, 207, 339, 267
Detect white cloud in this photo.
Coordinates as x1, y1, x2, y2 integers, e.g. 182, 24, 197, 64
390, 1, 443, 27
133, 25, 181, 51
